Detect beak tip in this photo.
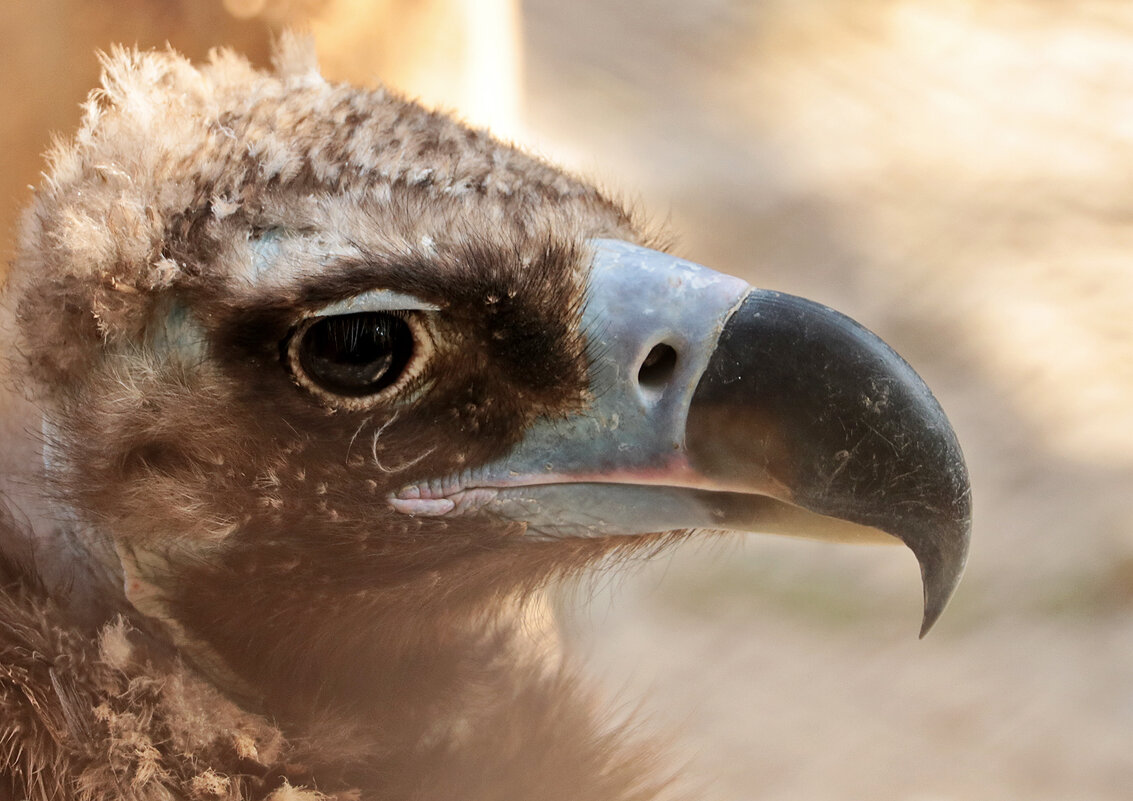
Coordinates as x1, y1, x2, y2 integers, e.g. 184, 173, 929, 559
919, 586, 955, 638
913, 520, 971, 638
919, 602, 944, 639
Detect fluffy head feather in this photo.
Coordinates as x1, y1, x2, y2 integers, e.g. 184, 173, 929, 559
14, 35, 636, 392
2, 37, 679, 801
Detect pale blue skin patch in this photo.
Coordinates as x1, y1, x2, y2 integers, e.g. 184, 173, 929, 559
151, 228, 438, 362
249, 227, 286, 280
312, 290, 440, 317
150, 300, 207, 363
251, 227, 440, 315
145, 226, 290, 362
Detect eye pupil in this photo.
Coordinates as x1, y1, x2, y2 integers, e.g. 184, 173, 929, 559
297, 312, 413, 397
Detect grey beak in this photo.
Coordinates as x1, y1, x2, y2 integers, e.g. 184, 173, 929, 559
686, 289, 971, 635
393, 239, 972, 635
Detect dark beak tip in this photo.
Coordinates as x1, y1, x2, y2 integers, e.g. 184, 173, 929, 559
919, 591, 950, 639
913, 517, 972, 638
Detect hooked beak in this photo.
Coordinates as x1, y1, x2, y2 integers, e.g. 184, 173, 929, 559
393, 240, 971, 636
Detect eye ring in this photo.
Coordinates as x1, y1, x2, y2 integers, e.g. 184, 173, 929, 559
287, 310, 435, 409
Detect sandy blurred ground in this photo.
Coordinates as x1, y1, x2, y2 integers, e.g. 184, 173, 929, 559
521, 3, 1133, 799
3, 1, 1132, 799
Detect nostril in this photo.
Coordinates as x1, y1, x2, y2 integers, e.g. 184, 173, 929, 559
638, 343, 678, 393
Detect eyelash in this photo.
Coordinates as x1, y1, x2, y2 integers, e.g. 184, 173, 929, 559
286, 310, 435, 409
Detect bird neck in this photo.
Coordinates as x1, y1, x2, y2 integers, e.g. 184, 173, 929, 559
154, 567, 672, 800
0, 372, 672, 798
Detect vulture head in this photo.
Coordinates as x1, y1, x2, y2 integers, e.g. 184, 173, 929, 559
0, 37, 970, 800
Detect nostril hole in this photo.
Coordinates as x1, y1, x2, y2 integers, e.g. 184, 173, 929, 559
638, 343, 678, 392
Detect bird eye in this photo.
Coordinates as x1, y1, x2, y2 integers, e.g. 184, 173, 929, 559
289, 311, 420, 401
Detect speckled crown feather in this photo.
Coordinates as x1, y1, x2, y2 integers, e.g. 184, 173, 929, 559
10, 34, 632, 394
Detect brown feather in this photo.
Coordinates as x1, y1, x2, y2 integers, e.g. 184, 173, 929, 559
1, 37, 685, 801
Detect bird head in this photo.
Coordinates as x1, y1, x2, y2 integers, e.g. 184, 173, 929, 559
6, 38, 969, 717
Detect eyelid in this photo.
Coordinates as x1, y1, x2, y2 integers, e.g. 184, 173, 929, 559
288, 309, 436, 410
312, 289, 440, 317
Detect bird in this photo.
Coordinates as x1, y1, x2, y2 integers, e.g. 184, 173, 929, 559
0, 36, 971, 801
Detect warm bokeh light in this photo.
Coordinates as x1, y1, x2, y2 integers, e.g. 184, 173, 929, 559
309, 0, 523, 139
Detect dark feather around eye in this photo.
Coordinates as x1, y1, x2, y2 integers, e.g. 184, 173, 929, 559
295, 312, 414, 397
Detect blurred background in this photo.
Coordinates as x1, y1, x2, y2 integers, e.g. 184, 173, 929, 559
2, 1, 1131, 798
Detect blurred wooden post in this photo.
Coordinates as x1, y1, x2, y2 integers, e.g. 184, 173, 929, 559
0, 0, 524, 282
309, 0, 524, 140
